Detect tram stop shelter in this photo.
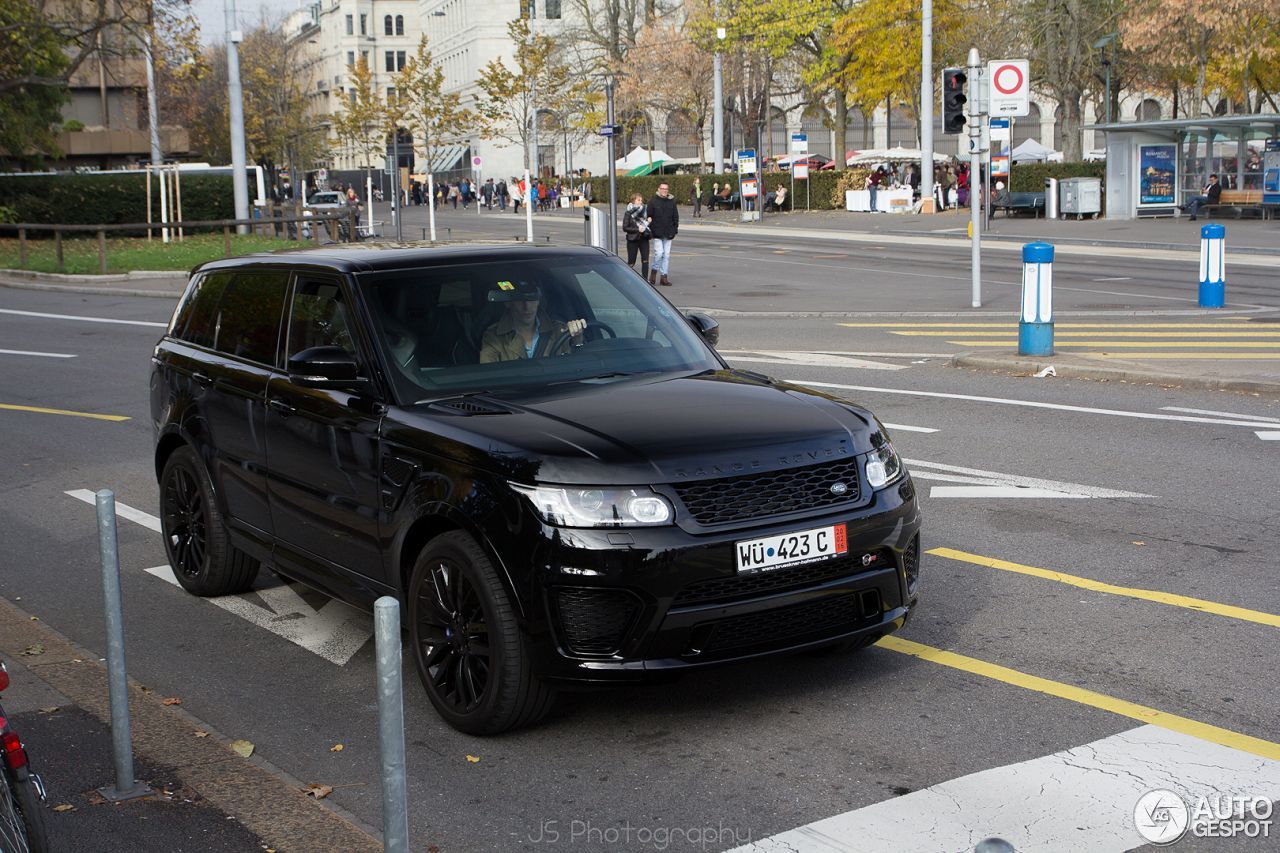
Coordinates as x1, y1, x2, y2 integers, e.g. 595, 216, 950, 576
1091, 113, 1280, 219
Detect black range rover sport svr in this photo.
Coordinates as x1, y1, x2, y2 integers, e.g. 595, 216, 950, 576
150, 246, 921, 733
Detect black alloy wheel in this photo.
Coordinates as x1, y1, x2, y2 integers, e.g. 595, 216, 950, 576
408, 532, 554, 734
158, 447, 259, 597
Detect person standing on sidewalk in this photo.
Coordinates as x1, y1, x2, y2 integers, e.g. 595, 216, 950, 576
690, 178, 702, 218
647, 182, 678, 287
622, 193, 652, 282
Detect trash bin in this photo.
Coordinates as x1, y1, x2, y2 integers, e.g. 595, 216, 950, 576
1060, 177, 1102, 219
1044, 178, 1059, 220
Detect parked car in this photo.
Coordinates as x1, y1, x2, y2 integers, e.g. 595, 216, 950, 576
302, 191, 352, 240
150, 246, 922, 733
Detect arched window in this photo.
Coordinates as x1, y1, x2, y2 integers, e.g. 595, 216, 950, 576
1138, 99, 1162, 121
396, 15, 404, 36
664, 110, 698, 159
384, 15, 393, 35
1011, 103, 1042, 149
621, 111, 653, 155
800, 105, 832, 159
888, 106, 914, 148
845, 106, 869, 155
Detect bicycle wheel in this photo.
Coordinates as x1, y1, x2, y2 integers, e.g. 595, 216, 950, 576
0, 765, 48, 853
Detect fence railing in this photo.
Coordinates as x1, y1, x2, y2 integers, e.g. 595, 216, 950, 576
0, 208, 360, 274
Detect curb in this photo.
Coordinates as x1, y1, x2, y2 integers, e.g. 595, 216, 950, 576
951, 353, 1280, 397
0, 279, 182, 298
0, 269, 185, 299
0, 596, 381, 852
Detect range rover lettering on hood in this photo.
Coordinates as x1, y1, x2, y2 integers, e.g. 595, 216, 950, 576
673, 444, 851, 479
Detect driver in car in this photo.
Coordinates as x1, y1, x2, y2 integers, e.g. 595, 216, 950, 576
480, 280, 587, 363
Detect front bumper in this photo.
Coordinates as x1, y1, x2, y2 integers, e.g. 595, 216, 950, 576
518, 477, 921, 684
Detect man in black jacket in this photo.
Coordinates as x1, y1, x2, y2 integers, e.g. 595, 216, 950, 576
647, 183, 679, 286
1185, 174, 1222, 221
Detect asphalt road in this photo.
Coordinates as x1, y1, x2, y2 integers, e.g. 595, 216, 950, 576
1, 221, 1278, 852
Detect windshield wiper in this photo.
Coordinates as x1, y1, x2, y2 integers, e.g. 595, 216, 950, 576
547, 370, 653, 387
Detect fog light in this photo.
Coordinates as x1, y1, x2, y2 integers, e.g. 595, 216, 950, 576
627, 496, 671, 524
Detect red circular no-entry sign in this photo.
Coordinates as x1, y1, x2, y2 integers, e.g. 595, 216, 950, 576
993, 64, 1024, 95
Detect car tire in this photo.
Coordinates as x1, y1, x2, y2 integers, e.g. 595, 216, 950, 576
159, 447, 259, 597
408, 532, 555, 735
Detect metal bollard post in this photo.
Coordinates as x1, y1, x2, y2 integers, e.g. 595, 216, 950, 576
374, 597, 409, 853
1018, 242, 1054, 357
94, 490, 151, 802
1199, 223, 1225, 308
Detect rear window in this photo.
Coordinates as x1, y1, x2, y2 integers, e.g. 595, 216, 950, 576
210, 272, 289, 365
176, 271, 232, 347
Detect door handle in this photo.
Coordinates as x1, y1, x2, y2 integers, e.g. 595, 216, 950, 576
268, 398, 296, 417
191, 372, 213, 387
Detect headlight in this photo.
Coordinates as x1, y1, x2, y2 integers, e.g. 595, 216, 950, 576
864, 444, 903, 489
512, 484, 674, 527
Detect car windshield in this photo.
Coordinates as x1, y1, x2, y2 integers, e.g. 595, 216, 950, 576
359, 254, 722, 403
310, 193, 340, 205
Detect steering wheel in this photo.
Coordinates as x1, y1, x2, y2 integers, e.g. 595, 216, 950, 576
549, 320, 616, 355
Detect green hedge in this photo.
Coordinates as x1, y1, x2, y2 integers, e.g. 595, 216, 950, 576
1009, 162, 1105, 193
610, 170, 848, 211
0, 173, 235, 225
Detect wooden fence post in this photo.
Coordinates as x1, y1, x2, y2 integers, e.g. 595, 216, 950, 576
18, 228, 27, 268
55, 229, 65, 273
97, 230, 108, 274
223, 225, 231, 256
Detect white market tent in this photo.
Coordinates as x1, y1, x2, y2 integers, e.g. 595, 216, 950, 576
614, 146, 674, 171
1011, 138, 1055, 163
846, 146, 952, 166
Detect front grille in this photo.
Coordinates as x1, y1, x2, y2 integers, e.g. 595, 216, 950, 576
693, 589, 882, 655
902, 538, 920, 592
672, 458, 862, 525
554, 587, 640, 656
672, 550, 891, 606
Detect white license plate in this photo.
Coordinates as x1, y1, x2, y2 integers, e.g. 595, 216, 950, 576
735, 523, 848, 575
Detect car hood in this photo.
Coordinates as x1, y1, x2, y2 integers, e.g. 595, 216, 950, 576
386, 370, 885, 485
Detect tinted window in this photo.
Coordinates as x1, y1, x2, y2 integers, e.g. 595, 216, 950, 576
179, 271, 233, 347
286, 278, 358, 361
212, 272, 288, 365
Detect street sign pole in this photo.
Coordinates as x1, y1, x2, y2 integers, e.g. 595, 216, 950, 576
920, 0, 935, 213
968, 46, 982, 308
605, 77, 618, 255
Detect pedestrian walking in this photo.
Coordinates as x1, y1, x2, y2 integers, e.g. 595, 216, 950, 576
496, 178, 508, 211
622, 193, 652, 282
512, 177, 524, 214
449, 182, 460, 209
647, 182, 678, 287
690, 178, 702, 218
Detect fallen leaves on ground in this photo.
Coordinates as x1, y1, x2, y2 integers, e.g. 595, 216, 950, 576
52, 804, 75, 813
29, 616, 38, 621
229, 739, 254, 758
465, 755, 480, 763
329, 744, 344, 753
161, 697, 182, 706
193, 731, 209, 738
38, 707, 60, 714
21, 644, 44, 656
302, 783, 333, 800
1132, 541, 1146, 546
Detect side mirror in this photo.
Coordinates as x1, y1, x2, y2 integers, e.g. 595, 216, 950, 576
686, 312, 720, 347
288, 345, 362, 387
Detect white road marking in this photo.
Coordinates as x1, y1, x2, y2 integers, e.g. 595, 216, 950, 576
726, 351, 907, 371
1092, 276, 1133, 281
1161, 406, 1280, 423
791, 380, 1278, 429
0, 349, 76, 358
66, 489, 161, 532
904, 458, 1151, 500
729, 724, 1280, 853
721, 349, 954, 358
145, 565, 372, 666
0, 308, 167, 328
1257, 431, 1280, 441
66, 489, 372, 665
881, 423, 937, 434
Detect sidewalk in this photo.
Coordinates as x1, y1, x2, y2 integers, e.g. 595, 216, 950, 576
0, 596, 379, 853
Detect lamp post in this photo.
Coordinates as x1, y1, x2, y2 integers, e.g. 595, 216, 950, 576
1093, 32, 1119, 125
225, 0, 250, 232
713, 4, 724, 171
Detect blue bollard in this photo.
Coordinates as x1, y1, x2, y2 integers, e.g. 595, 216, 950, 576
1199, 223, 1225, 308
1019, 242, 1054, 356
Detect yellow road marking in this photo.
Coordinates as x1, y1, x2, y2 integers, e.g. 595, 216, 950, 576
1096, 352, 1280, 359
948, 341, 1280, 348
928, 546, 1280, 629
895, 330, 1280, 338
877, 636, 1280, 761
840, 322, 1263, 329
0, 403, 129, 422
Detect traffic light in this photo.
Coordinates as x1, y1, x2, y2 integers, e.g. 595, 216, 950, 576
943, 68, 968, 134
